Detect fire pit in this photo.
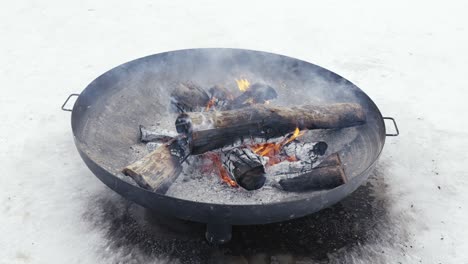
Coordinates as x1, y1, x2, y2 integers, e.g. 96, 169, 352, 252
62, 48, 398, 244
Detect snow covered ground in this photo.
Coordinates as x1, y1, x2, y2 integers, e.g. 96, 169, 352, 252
1, 1, 467, 263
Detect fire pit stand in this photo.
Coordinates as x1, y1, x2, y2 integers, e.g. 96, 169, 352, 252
206, 223, 232, 244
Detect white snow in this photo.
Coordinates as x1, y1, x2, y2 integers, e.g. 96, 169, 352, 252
1, 0, 468, 263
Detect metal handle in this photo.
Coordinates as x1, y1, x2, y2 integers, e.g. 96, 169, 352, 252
383, 117, 399, 136
61, 94, 80, 112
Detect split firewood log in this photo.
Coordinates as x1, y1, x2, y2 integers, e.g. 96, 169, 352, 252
122, 135, 190, 194
278, 153, 347, 192
221, 148, 266, 190
170, 82, 210, 112
175, 103, 366, 154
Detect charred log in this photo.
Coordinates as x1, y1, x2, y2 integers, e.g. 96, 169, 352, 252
315, 153, 341, 168
176, 103, 366, 154
209, 85, 232, 101
170, 82, 210, 113
281, 141, 328, 162
278, 153, 347, 192
278, 166, 346, 192
222, 148, 266, 190
205, 85, 233, 110
267, 141, 328, 175
122, 135, 190, 194
228, 83, 278, 109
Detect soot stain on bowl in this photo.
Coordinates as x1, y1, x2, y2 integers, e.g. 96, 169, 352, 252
83, 164, 398, 263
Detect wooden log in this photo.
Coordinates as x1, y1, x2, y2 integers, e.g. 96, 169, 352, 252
170, 82, 210, 112
222, 148, 266, 190
278, 165, 346, 192
122, 135, 190, 194
315, 153, 341, 168
278, 153, 347, 192
175, 103, 366, 154
227, 83, 278, 109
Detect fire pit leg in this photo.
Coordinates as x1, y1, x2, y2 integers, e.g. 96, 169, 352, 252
205, 223, 232, 244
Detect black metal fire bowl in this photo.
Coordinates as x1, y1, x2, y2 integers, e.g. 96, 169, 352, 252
62, 48, 398, 244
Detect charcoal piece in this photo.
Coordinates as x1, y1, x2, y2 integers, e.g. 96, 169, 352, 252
122, 135, 190, 194
146, 142, 162, 152
281, 141, 328, 163
170, 82, 210, 112
175, 103, 366, 154
278, 153, 347, 192
222, 148, 266, 190
139, 125, 175, 143
228, 83, 278, 109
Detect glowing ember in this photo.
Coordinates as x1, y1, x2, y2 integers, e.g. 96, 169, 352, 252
236, 78, 250, 92
286, 155, 298, 162
250, 127, 305, 166
205, 153, 238, 187
205, 97, 216, 111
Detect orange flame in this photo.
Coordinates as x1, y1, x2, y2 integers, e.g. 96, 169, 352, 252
205, 97, 216, 111
284, 127, 305, 145
205, 153, 238, 187
236, 79, 250, 92
250, 127, 305, 166
219, 165, 238, 187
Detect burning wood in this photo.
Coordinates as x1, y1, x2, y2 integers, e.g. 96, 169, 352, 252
206, 82, 277, 111
249, 127, 307, 165
278, 153, 347, 192
204, 152, 238, 187
170, 82, 210, 112
175, 103, 366, 154
266, 140, 329, 175
227, 83, 278, 109
281, 141, 328, 162
122, 135, 190, 194
206, 85, 233, 111
123, 78, 364, 194
221, 148, 267, 190
209, 85, 232, 100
